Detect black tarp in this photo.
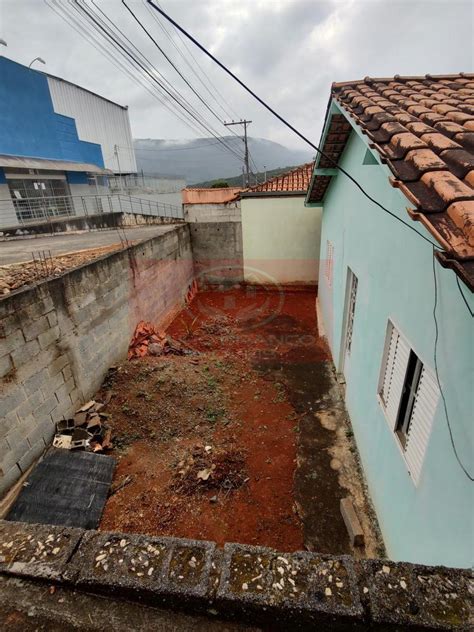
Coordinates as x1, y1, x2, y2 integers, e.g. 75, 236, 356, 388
7, 448, 116, 529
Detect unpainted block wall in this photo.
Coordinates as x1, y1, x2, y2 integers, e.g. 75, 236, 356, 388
0, 225, 193, 496
184, 201, 241, 223
189, 221, 243, 285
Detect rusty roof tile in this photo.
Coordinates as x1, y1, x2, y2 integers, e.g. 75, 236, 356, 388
309, 73, 474, 288
420, 132, 463, 153
446, 200, 474, 240
246, 162, 314, 194
420, 170, 474, 206
439, 149, 474, 179
464, 171, 474, 188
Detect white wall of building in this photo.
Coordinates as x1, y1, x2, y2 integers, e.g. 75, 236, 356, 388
47, 76, 137, 174
241, 196, 321, 285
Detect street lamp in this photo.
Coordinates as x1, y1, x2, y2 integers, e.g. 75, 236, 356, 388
28, 57, 46, 68
0, 39, 7, 47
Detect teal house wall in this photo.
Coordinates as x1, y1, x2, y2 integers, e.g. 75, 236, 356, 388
314, 102, 473, 568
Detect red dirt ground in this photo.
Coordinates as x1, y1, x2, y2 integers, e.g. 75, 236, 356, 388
99, 287, 329, 552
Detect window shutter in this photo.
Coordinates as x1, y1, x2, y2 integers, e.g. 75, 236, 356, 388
404, 367, 439, 485
381, 326, 410, 426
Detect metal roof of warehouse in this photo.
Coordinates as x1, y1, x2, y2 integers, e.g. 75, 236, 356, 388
307, 73, 474, 290
0, 154, 113, 175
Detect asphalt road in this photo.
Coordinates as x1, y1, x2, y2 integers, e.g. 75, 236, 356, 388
0, 225, 178, 265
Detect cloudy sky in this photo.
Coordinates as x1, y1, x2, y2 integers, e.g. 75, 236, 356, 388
1, 0, 473, 151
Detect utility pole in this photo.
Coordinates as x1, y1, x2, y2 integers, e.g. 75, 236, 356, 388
224, 119, 252, 187
114, 144, 123, 192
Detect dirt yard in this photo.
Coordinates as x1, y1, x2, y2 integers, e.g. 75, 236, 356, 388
98, 287, 382, 555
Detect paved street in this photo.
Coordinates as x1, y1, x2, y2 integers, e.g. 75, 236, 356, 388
0, 225, 179, 265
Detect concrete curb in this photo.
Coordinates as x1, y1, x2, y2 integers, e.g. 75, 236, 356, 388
0, 520, 472, 630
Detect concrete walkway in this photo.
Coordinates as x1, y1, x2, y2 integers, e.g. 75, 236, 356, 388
0, 225, 179, 265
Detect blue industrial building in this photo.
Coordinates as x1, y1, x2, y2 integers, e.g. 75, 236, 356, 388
0, 56, 136, 228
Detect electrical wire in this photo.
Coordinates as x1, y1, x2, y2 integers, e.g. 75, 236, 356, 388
143, 0, 240, 121
145, 0, 442, 250
145, 0, 473, 482
45, 0, 214, 143
456, 276, 474, 318
146, 0, 474, 316
72, 1, 246, 164
431, 248, 473, 481
122, 0, 245, 148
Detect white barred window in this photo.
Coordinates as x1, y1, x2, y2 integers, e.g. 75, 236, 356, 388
379, 322, 440, 485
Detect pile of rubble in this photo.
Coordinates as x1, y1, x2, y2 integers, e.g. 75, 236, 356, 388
128, 320, 192, 359
53, 399, 112, 452
0, 245, 125, 295
172, 444, 248, 496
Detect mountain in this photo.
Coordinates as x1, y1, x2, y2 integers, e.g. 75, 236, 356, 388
133, 137, 314, 184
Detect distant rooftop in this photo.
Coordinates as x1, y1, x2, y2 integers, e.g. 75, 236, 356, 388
244, 162, 315, 196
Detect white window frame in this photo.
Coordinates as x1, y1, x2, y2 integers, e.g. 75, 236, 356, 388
377, 320, 440, 486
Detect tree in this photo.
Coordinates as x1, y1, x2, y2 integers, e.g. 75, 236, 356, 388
210, 180, 229, 188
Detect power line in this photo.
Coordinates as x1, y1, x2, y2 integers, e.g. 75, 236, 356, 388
122, 0, 232, 133
143, 0, 240, 121
72, 1, 246, 164
121, 0, 245, 153
431, 249, 473, 481
46, 0, 212, 143
146, 0, 473, 482
145, 0, 442, 250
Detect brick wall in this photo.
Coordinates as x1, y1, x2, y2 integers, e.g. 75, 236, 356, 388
0, 225, 193, 496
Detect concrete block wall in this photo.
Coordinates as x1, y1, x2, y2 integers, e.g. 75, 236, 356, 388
0, 520, 471, 630
189, 221, 243, 285
0, 225, 193, 496
184, 201, 241, 223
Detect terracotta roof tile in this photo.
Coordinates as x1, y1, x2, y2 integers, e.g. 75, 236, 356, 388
246, 162, 315, 194
307, 73, 474, 289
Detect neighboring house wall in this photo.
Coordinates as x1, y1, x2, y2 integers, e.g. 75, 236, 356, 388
318, 129, 473, 568
241, 196, 321, 285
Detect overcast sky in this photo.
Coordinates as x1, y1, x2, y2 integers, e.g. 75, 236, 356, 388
1, 0, 473, 150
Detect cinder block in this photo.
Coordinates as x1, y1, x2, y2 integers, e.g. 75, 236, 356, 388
23, 315, 50, 342
17, 439, 46, 473
11, 339, 41, 368
0, 388, 26, 419
15, 389, 44, 421
0, 520, 83, 580
35, 395, 58, 420
340, 498, 365, 547
0, 412, 19, 441
23, 369, 49, 398
48, 354, 69, 377
5, 429, 29, 465
0, 464, 21, 497
0, 354, 13, 379
47, 311, 58, 328
38, 325, 60, 350
26, 417, 54, 448
0, 329, 25, 356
